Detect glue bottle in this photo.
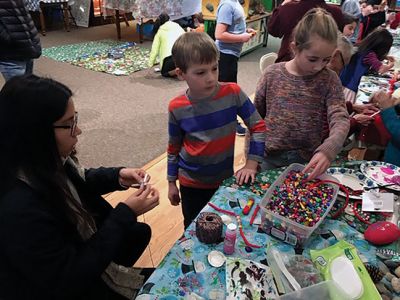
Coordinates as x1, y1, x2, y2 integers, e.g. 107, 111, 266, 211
223, 223, 237, 255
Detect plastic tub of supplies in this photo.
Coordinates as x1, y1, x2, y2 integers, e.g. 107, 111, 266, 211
259, 163, 340, 247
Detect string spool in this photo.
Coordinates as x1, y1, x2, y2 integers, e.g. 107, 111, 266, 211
196, 212, 223, 244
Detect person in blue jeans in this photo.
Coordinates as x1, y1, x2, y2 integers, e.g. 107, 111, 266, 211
0, 0, 41, 81
215, 0, 255, 136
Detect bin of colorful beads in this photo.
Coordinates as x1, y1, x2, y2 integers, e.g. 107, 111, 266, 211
260, 163, 340, 247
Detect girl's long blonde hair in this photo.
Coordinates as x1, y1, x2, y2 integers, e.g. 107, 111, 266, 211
293, 8, 339, 52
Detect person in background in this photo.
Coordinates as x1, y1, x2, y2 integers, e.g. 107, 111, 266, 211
357, 0, 386, 41
215, 0, 256, 136
342, 12, 359, 39
0, 0, 41, 81
255, 9, 350, 179
187, 13, 205, 32
341, 0, 361, 17
371, 90, 400, 166
327, 34, 378, 137
0, 75, 160, 300
148, 13, 185, 77
340, 28, 394, 103
268, 0, 344, 63
167, 32, 266, 228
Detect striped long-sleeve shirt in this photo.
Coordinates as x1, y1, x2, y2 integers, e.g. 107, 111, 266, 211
167, 83, 266, 189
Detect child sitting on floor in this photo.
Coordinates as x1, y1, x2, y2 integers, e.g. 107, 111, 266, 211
147, 13, 185, 77
254, 8, 350, 180
167, 32, 266, 228
340, 28, 394, 103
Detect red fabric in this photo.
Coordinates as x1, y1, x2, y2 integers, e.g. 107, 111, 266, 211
357, 114, 392, 146
390, 12, 400, 29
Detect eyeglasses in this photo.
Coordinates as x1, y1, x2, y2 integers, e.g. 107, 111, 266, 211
339, 51, 346, 69
53, 112, 78, 136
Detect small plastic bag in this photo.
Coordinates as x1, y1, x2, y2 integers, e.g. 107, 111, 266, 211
266, 247, 323, 294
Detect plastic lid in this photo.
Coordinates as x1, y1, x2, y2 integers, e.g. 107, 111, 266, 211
330, 256, 364, 299
227, 223, 237, 231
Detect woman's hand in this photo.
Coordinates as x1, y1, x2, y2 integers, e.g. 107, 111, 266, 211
372, 90, 395, 109
235, 160, 258, 185
124, 184, 160, 216
168, 181, 181, 206
353, 114, 374, 126
119, 168, 147, 188
352, 103, 379, 114
303, 152, 331, 180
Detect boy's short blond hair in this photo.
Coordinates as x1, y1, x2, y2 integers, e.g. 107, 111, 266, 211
172, 31, 219, 72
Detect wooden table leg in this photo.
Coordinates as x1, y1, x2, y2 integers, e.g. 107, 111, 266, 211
123, 13, 129, 27
115, 9, 121, 40
61, 2, 70, 32
39, 1, 46, 36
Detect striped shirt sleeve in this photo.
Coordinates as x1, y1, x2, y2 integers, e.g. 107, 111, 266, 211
167, 109, 183, 181
235, 85, 267, 162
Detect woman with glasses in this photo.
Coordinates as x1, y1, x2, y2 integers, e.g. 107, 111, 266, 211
325, 33, 379, 143
0, 75, 160, 300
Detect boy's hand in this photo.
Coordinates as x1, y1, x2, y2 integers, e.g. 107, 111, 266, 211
303, 152, 330, 181
240, 32, 252, 43
235, 160, 258, 185
246, 28, 257, 37
168, 181, 181, 206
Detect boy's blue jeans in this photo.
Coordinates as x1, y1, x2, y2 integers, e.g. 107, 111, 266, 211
260, 150, 308, 171
0, 59, 34, 81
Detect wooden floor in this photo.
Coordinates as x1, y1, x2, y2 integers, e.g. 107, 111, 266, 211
104, 136, 246, 267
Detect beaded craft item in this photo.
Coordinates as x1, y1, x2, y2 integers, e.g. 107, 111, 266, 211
265, 171, 335, 227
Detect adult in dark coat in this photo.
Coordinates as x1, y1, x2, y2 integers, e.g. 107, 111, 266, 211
0, 75, 160, 300
268, 0, 344, 63
0, 0, 41, 81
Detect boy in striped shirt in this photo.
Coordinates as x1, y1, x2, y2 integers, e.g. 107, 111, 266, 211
168, 32, 266, 228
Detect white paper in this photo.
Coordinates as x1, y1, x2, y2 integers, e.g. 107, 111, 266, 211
362, 191, 394, 212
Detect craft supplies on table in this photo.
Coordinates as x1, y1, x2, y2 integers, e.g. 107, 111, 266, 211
266, 247, 323, 294
138, 162, 381, 299
225, 257, 278, 299
311, 240, 381, 300
259, 164, 340, 247
196, 212, 223, 244
360, 161, 400, 192
223, 223, 237, 255
326, 168, 378, 200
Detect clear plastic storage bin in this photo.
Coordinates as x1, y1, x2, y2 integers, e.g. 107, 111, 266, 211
260, 163, 340, 247
277, 280, 351, 300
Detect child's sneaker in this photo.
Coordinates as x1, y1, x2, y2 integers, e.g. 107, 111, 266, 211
236, 122, 246, 136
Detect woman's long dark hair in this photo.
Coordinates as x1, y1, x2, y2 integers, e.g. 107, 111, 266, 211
152, 13, 170, 36
357, 28, 393, 60
0, 75, 93, 231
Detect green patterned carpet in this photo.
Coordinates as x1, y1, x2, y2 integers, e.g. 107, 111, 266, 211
42, 40, 150, 76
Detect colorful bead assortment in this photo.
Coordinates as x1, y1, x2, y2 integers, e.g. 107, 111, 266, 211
266, 171, 335, 227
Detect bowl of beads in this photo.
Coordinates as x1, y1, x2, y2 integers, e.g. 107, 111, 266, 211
259, 164, 340, 247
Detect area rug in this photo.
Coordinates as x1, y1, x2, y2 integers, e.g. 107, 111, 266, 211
42, 40, 151, 76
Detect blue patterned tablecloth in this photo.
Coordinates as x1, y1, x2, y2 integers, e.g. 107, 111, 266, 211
138, 164, 379, 299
